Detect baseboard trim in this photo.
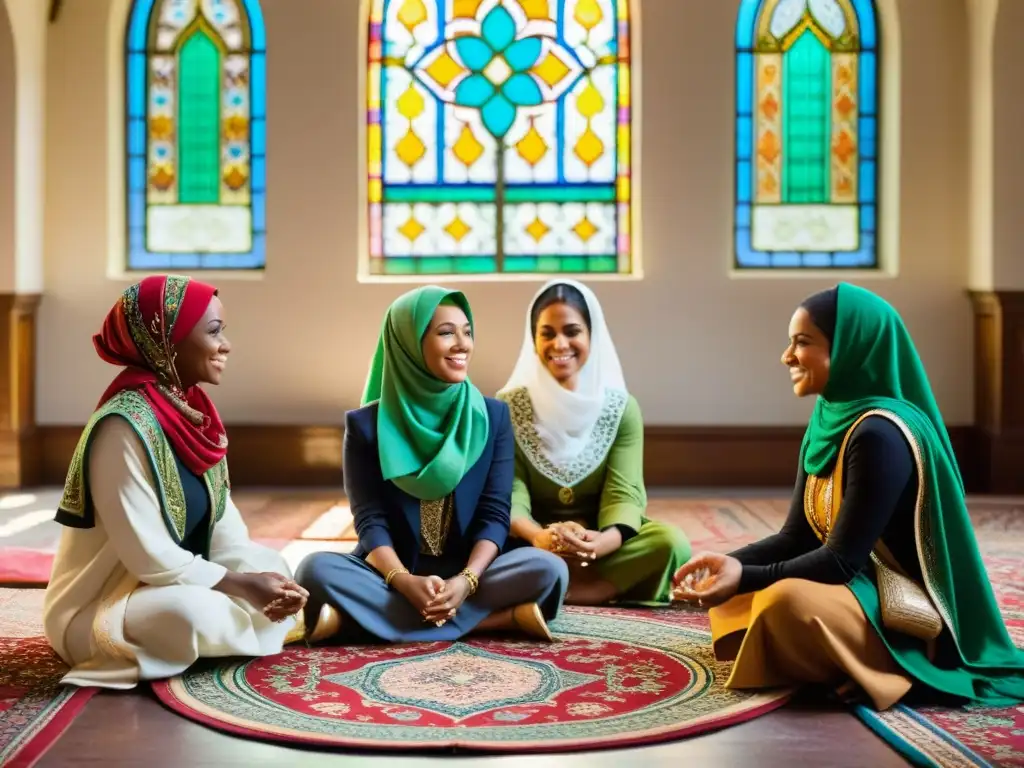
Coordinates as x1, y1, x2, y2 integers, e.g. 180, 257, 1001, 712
35, 423, 984, 491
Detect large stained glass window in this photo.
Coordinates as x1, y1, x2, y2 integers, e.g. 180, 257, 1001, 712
125, 0, 266, 271
366, 0, 634, 277
735, 0, 878, 269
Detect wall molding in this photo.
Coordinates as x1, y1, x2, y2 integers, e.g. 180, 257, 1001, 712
35, 422, 981, 491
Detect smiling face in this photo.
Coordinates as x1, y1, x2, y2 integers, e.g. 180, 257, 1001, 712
534, 301, 591, 390
781, 307, 831, 398
174, 295, 231, 389
422, 302, 473, 384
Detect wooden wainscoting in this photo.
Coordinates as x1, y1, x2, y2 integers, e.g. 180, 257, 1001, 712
0, 294, 42, 488
970, 290, 1024, 494
35, 422, 980, 490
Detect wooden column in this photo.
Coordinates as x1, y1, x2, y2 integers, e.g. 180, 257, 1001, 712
0, 293, 41, 488
970, 290, 1024, 493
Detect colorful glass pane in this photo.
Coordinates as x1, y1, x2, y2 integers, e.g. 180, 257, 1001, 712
734, 0, 878, 269
367, 0, 634, 276
125, 0, 266, 270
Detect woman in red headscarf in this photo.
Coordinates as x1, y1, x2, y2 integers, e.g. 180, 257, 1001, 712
44, 275, 307, 689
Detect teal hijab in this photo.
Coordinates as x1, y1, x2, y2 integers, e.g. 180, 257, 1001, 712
802, 283, 1024, 705
362, 286, 489, 501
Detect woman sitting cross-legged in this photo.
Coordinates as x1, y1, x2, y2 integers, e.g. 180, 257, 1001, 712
672, 283, 1024, 710
499, 279, 690, 606
295, 286, 569, 644
44, 275, 307, 689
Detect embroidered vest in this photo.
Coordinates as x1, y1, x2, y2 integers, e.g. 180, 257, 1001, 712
57, 390, 231, 547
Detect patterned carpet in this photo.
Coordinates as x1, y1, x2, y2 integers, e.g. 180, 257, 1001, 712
0, 590, 95, 768
153, 606, 790, 752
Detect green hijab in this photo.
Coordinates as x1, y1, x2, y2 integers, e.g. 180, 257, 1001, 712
362, 286, 489, 501
801, 283, 1024, 705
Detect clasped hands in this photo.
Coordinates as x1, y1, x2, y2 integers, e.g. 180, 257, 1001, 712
534, 521, 601, 566
669, 552, 743, 608
391, 571, 473, 627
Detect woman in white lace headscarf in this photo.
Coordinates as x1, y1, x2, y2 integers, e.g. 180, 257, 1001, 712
498, 279, 691, 605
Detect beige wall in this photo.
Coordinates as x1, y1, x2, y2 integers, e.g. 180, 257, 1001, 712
0, 5, 13, 293
992, 0, 1024, 288
36, 0, 978, 426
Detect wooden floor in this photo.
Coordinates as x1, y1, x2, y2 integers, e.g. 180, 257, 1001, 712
40, 690, 908, 767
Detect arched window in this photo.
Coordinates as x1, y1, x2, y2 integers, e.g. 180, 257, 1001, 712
125, 0, 266, 270
365, 0, 635, 277
735, 0, 878, 269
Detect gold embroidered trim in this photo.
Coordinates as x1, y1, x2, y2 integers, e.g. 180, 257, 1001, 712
58, 390, 227, 546
419, 495, 453, 557
501, 386, 628, 489
803, 409, 954, 642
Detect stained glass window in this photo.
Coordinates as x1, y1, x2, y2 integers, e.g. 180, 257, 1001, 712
735, 0, 878, 269
366, 0, 634, 277
125, 0, 266, 271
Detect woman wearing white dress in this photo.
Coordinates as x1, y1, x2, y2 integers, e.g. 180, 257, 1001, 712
44, 275, 307, 689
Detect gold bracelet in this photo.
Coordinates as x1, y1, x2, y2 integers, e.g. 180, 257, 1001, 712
385, 567, 409, 587
459, 568, 479, 595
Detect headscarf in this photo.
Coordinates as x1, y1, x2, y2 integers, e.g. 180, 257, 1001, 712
801, 282, 1024, 705
499, 278, 626, 466
93, 275, 228, 475
362, 286, 489, 501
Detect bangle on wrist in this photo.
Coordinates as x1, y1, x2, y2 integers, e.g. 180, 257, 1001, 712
385, 567, 409, 588
459, 568, 479, 595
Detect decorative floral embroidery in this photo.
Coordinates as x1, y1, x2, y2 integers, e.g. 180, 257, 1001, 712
419, 495, 453, 557
500, 387, 628, 489
162, 274, 188, 339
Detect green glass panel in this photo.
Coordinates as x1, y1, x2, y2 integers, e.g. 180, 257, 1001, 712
503, 256, 537, 272
382, 258, 418, 274
559, 256, 588, 272
455, 257, 496, 273
782, 30, 830, 203
417, 258, 456, 273
384, 187, 495, 203
589, 256, 618, 272
178, 29, 221, 204
504, 186, 617, 203
536, 256, 563, 272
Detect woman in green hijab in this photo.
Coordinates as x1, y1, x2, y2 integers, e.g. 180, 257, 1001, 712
295, 286, 568, 644
672, 283, 1024, 711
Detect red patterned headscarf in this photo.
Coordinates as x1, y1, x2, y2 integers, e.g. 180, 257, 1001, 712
93, 275, 228, 474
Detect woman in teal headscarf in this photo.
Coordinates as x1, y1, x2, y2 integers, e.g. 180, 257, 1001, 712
295, 286, 568, 644
672, 283, 1024, 711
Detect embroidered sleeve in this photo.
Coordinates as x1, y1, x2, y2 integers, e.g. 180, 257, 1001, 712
596, 395, 646, 534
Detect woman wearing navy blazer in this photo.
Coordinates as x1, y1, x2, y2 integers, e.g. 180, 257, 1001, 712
296, 286, 568, 644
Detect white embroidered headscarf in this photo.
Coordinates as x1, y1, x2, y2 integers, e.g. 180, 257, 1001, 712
500, 279, 626, 466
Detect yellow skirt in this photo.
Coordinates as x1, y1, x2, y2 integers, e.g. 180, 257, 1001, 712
709, 578, 913, 710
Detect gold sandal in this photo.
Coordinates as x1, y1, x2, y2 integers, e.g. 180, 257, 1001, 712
306, 603, 342, 644
511, 603, 554, 642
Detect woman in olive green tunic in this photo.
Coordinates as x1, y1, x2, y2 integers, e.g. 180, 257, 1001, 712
498, 280, 691, 605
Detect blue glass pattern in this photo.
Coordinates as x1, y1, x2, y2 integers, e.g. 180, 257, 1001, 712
734, 0, 880, 269
125, 0, 267, 271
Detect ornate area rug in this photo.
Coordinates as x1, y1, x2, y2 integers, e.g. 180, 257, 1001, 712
853, 547, 1024, 767
0, 589, 96, 768
153, 607, 791, 752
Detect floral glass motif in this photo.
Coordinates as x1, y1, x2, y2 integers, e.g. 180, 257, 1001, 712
125, 0, 266, 270
735, 0, 878, 269
367, 0, 634, 276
